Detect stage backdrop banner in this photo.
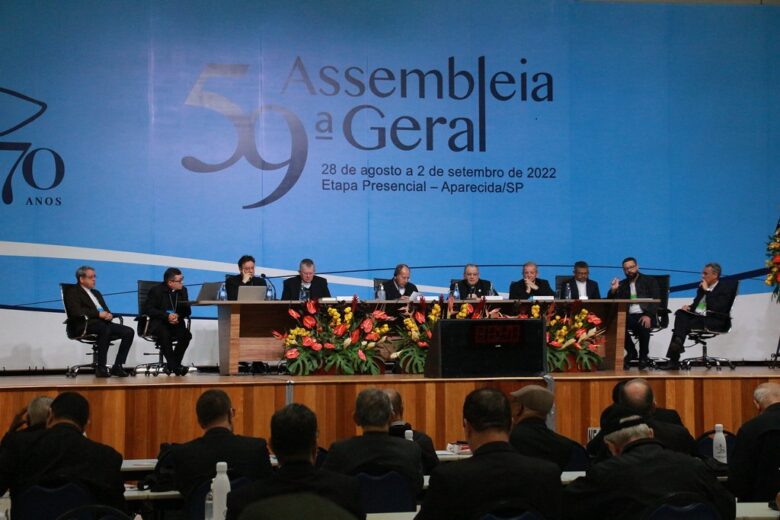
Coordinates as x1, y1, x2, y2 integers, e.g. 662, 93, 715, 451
1, 1, 778, 367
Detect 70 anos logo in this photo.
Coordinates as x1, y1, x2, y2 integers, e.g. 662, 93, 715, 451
181, 64, 308, 209
0, 88, 65, 206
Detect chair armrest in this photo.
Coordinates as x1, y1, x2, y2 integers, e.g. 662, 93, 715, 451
66, 315, 90, 339
135, 314, 152, 338
184, 316, 191, 331
111, 315, 124, 325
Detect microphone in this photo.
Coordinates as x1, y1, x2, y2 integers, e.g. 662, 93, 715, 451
261, 274, 277, 300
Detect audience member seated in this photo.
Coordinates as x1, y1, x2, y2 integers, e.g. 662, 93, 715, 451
416, 388, 562, 520
226, 255, 266, 301
143, 267, 192, 375
384, 389, 439, 474
281, 258, 331, 300
509, 385, 581, 471
382, 264, 418, 300
455, 264, 495, 299
0, 392, 125, 510
0, 395, 53, 453
321, 388, 424, 496
563, 409, 735, 520
729, 382, 780, 501
587, 379, 693, 463
508, 261, 555, 300
156, 389, 273, 500
227, 404, 364, 520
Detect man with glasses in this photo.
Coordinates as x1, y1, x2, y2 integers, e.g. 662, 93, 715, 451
559, 261, 601, 300
144, 267, 192, 375
455, 264, 495, 300
225, 254, 267, 301
64, 265, 134, 378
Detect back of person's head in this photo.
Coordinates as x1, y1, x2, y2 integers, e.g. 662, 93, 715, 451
602, 407, 653, 453
611, 380, 628, 404
271, 404, 317, 463
163, 267, 182, 282
50, 392, 90, 430
196, 389, 232, 429
354, 388, 391, 428
619, 378, 654, 417
393, 263, 409, 276
510, 385, 554, 418
28, 396, 54, 427
384, 388, 403, 419
754, 382, 780, 411
463, 388, 511, 433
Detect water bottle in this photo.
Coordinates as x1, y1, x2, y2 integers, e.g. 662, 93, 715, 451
376, 284, 386, 300
212, 461, 231, 519
564, 283, 572, 300
204, 479, 214, 520
452, 283, 460, 300
299, 286, 308, 301
404, 429, 414, 441
713, 423, 727, 463
266, 283, 274, 301
217, 283, 227, 301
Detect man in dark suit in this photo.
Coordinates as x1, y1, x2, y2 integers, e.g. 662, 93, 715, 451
455, 264, 495, 299
416, 388, 561, 520
509, 385, 581, 471
563, 410, 734, 520
143, 267, 192, 375
226, 404, 364, 520
382, 263, 419, 300
384, 388, 439, 475
0, 392, 126, 510
608, 257, 660, 369
281, 258, 331, 300
559, 261, 601, 300
508, 262, 554, 300
322, 388, 424, 496
156, 389, 273, 499
225, 254, 267, 301
664, 262, 737, 369
729, 382, 780, 501
64, 265, 134, 377
0, 396, 53, 455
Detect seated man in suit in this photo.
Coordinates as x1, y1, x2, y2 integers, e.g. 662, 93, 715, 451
608, 257, 660, 369
384, 388, 439, 474
455, 264, 495, 299
322, 387, 424, 496
225, 254, 266, 301
559, 261, 600, 300
729, 382, 780, 501
508, 262, 554, 300
1, 396, 53, 457
143, 267, 192, 375
156, 389, 273, 500
563, 409, 734, 520
65, 265, 134, 377
663, 262, 737, 369
416, 388, 561, 520
226, 404, 364, 520
0, 392, 126, 510
383, 263, 418, 300
509, 385, 581, 472
282, 258, 331, 300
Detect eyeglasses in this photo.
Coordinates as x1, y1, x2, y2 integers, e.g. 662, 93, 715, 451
170, 278, 184, 284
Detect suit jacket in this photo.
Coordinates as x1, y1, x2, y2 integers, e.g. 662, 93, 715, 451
226, 460, 364, 520
321, 431, 424, 496
508, 278, 554, 300
509, 417, 580, 471
63, 284, 112, 337
415, 441, 562, 520
143, 283, 191, 332
455, 279, 494, 299
225, 274, 267, 301
729, 401, 780, 501
563, 439, 735, 520
281, 275, 331, 300
382, 280, 419, 300
687, 279, 737, 331
608, 273, 660, 317
156, 427, 273, 499
389, 422, 439, 475
559, 278, 601, 300
0, 423, 125, 510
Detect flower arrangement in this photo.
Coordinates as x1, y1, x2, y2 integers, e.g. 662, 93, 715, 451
392, 298, 442, 374
543, 304, 605, 371
276, 298, 394, 375
766, 218, 780, 302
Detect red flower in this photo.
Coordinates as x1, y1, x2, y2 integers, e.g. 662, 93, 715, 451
366, 333, 380, 341
311, 342, 323, 352
417, 341, 429, 348
360, 318, 373, 333
333, 323, 348, 337
288, 308, 301, 320
302, 315, 316, 329
774, 255, 780, 264
306, 300, 318, 315
324, 342, 335, 350
302, 336, 315, 347
549, 341, 562, 348
372, 310, 390, 320
587, 314, 602, 326
426, 329, 433, 339
272, 330, 285, 339
414, 311, 425, 324
465, 304, 474, 314
350, 329, 361, 344
285, 348, 299, 359
357, 350, 367, 361
575, 328, 586, 338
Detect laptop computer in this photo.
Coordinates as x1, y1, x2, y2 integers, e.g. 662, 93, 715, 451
238, 285, 267, 302
195, 282, 224, 302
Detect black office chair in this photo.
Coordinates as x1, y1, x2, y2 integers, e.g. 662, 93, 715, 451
356, 471, 416, 513
13, 482, 95, 520
237, 493, 358, 520
478, 498, 546, 520
134, 280, 191, 376
640, 492, 720, 520
620, 274, 671, 370
55, 505, 132, 520
681, 281, 738, 370
60, 283, 124, 378
694, 428, 737, 461
554, 275, 570, 299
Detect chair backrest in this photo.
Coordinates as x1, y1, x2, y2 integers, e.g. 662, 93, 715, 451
648, 274, 671, 329
554, 275, 570, 298
477, 497, 545, 520
186, 476, 253, 520
13, 482, 95, 520
482, 513, 544, 520
356, 471, 416, 513
55, 504, 133, 520
694, 429, 737, 461
640, 491, 720, 520
137, 280, 158, 315
238, 492, 358, 520
373, 278, 390, 292
563, 442, 590, 471
60, 283, 77, 316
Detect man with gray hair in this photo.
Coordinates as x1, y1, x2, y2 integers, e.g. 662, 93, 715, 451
281, 258, 331, 300
664, 262, 738, 369
1, 396, 54, 454
455, 264, 495, 299
563, 407, 735, 520
509, 262, 555, 300
322, 387, 424, 496
509, 385, 580, 471
729, 382, 780, 501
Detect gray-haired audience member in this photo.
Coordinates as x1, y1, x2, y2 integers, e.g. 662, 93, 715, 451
322, 387, 424, 496
0, 396, 54, 454
384, 388, 439, 474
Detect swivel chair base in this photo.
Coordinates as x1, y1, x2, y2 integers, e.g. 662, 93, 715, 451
680, 355, 735, 370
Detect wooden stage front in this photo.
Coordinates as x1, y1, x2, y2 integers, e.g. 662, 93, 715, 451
1, 368, 779, 459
